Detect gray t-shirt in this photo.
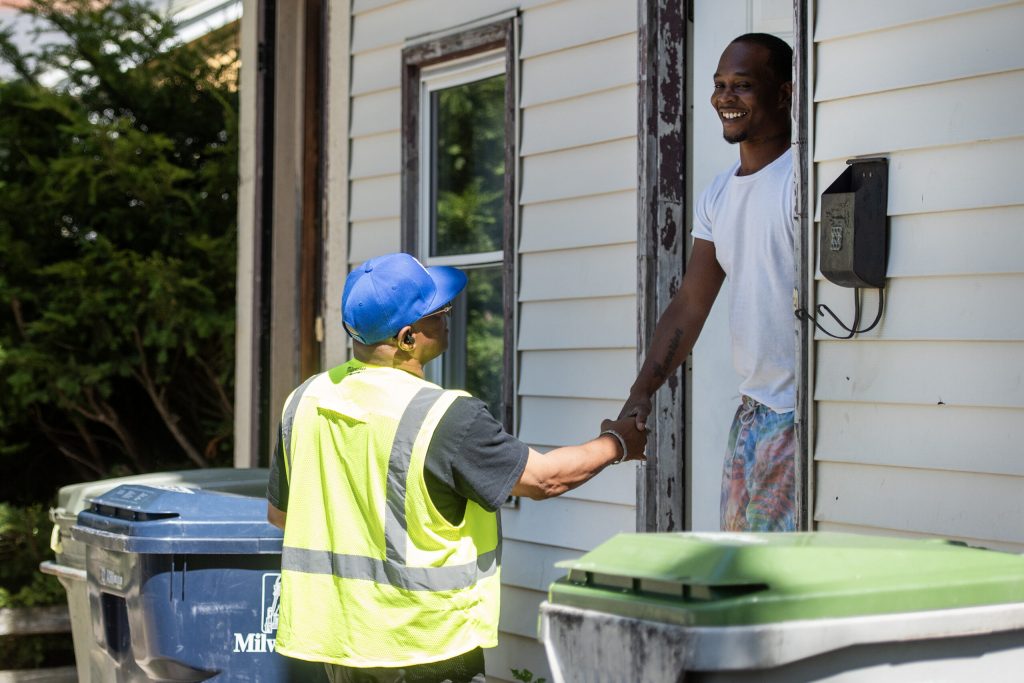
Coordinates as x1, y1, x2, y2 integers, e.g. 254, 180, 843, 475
267, 396, 528, 526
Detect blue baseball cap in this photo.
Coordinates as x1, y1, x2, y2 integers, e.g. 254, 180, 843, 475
341, 253, 467, 344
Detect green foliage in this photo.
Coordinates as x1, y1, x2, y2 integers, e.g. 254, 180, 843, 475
510, 668, 547, 683
0, 0, 238, 497
433, 74, 505, 256
435, 178, 503, 254
0, 503, 63, 608
464, 266, 504, 417
0, 503, 74, 671
0, 633, 76, 671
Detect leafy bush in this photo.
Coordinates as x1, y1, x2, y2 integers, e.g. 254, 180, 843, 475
0, 634, 76, 671
0, 503, 73, 671
510, 668, 547, 683
0, 503, 63, 609
0, 0, 239, 501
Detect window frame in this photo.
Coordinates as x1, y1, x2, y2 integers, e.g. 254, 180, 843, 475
417, 52, 506, 267
401, 17, 517, 433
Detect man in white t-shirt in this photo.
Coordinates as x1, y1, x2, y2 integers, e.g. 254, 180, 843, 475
619, 33, 796, 531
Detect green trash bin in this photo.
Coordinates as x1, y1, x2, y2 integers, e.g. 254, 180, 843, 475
540, 532, 1024, 682
39, 468, 269, 683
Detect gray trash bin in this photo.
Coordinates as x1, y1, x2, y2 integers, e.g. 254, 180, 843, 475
72, 483, 325, 682
540, 532, 1024, 682
39, 468, 269, 683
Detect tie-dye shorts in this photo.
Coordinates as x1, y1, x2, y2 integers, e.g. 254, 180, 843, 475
720, 395, 796, 531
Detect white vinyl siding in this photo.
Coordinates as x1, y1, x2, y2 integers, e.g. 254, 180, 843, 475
520, 34, 637, 106
509, 4, 641, 679
519, 349, 636, 400
518, 296, 637, 350
811, 0, 1024, 548
816, 403, 1024, 477
349, 132, 400, 179
519, 244, 636, 301
348, 219, 400, 264
518, 396, 624, 445
519, 190, 636, 252
339, 2, 639, 679
817, 464, 1024, 552
349, 89, 400, 137
520, 86, 637, 156
348, 175, 400, 222
815, 4, 1024, 101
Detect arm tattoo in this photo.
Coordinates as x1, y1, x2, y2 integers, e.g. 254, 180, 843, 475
651, 328, 684, 383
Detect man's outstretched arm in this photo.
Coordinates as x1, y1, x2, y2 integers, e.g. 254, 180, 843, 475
511, 417, 647, 500
620, 238, 725, 429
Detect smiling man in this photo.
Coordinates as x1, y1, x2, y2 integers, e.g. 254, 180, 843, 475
619, 33, 796, 532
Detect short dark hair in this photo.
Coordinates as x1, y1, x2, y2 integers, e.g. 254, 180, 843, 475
731, 33, 792, 84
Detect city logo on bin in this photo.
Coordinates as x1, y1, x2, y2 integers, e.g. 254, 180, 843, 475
232, 573, 281, 654
99, 567, 124, 589
262, 573, 281, 634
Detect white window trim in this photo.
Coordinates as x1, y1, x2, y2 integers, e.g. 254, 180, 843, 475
416, 50, 505, 268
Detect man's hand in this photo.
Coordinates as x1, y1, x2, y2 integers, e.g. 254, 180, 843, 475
618, 391, 653, 431
600, 416, 648, 462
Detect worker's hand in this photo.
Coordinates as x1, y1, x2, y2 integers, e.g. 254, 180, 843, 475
618, 391, 652, 431
600, 417, 648, 462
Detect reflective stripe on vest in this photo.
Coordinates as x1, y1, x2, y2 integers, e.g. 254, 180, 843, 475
280, 385, 496, 592
279, 372, 319, 479
281, 546, 497, 592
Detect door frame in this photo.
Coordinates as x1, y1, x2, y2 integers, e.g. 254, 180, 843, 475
636, 0, 812, 530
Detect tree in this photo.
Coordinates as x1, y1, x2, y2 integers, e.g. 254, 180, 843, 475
0, 0, 238, 501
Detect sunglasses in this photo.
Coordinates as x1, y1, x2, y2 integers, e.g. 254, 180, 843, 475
419, 303, 453, 320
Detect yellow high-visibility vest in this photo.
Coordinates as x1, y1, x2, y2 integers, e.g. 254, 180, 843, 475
274, 360, 501, 667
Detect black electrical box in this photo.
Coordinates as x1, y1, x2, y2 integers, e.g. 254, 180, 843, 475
819, 158, 889, 288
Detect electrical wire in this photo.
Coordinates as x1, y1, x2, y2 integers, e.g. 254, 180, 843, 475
795, 287, 884, 339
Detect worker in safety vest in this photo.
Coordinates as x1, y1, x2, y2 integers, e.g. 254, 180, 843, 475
267, 252, 647, 683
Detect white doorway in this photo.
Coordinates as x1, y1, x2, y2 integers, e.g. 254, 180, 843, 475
687, 0, 794, 530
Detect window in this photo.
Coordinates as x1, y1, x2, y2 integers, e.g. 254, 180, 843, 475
402, 18, 516, 430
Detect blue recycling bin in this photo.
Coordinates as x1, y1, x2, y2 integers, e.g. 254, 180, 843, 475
71, 484, 325, 682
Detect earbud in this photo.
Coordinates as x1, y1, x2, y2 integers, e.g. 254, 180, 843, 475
404, 332, 414, 346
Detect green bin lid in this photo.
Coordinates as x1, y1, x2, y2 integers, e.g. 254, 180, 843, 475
548, 532, 1024, 627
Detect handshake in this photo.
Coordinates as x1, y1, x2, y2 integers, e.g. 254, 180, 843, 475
597, 390, 654, 463
598, 417, 649, 462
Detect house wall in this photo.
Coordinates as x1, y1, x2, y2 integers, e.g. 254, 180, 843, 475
810, 0, 1024, 551
343, 0, 639, 679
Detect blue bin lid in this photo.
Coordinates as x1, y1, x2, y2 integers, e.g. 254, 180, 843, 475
71, 484, 282, 554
